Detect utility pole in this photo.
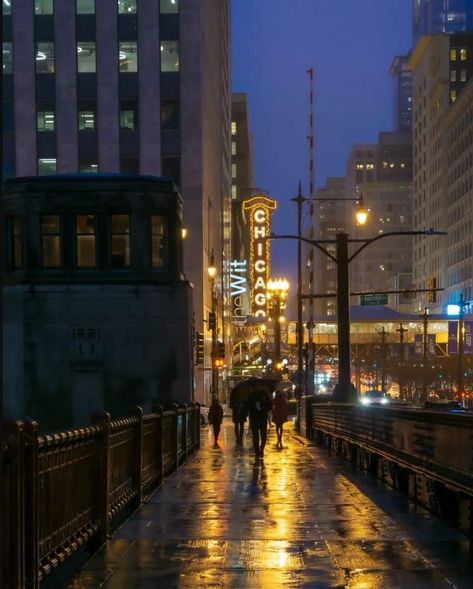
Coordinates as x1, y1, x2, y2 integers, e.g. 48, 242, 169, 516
396, 323, 407, 399
421, 308, 429, 400
336, 233, 351, 398
458, 293, 465, 400
378, 327, 387, 394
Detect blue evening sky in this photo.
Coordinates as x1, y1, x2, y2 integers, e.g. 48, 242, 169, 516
232, 0, 412, 294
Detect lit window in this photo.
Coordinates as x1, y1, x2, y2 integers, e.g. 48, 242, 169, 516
460, 48, 467, 61
451, 69, 457, 82
366, 163, 374, 170
35, 0, 53, 14
111, 215, 130, 268
79, 160, 98, 173
231, 122, 237, 135
3, 0, 11, 15
3, 42, 13, 74
41, 215, 61, 267
151, 215, 166, 268
76, 0, 95, 13
120, 102, 137, 130
160, 41, 179, 72
400, 162, 406, 168
77, 42, 96, 73
8, 216, 21, 271
450, 89, 457, 102
118, 0, 136, 13
231, 185, 237, 200
160, 0, 179, 14
78, 103, 96, 130
356, 163, 364, 170
232, 163, 237, 178
161, 99, 180, 129
37, 108, 55, 132
76, 215, 96, 267
38, 158, 57, 175
119, 42, 138, 72
231, 141, 236, 156
460, 70, 467, 82
36, 42, 55, 74
450, 48, 457, 61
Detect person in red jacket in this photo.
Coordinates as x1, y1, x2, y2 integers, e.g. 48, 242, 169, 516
272, 391, 288, 448
208, 397, 224, 447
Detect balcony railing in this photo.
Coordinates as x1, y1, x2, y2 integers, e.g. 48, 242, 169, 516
2, 404, 200, 589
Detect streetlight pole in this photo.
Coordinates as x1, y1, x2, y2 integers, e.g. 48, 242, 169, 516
208, 250, 218, 401
458, 293, 465, 400
396, 323, 407, 400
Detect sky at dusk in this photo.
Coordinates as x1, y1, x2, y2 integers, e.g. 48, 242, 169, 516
232, 0, 412, 299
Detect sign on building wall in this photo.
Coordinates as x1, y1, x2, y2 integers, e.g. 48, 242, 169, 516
464, 321, 473, 354
242, 195, 277, 318
448, 321, 458, 355
230, 260, 249, 325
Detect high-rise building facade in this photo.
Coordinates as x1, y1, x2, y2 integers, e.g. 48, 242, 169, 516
413, 0, 473, 45
389, 55, 413, 132
2, 0, 231, 402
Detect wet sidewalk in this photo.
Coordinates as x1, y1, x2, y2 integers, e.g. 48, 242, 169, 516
69, 419, 473, 588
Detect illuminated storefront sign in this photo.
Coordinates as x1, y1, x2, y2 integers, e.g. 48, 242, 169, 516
230, 260, 248, 324
242, 195, 277, 318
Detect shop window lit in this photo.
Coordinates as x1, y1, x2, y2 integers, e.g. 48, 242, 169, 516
151, 215, 166, 268
118, 0, 136, 13
460, 48, 467, 61
36, 42, 55, 73
35, 0, 53, 14
9, 216, 21, 270
77, 42, 96, 73
38, 158, 57, 175
76, 0, 95, 13
3, 42, 13, 74
160, 41, 179, 72
119, 42, 138, 72
41, 215, 61, 268
3, 0, 11, 15
37, 109, 55, 132
76, 215, 96, 268
111, 214, 130, 268
160, 0, 179, 14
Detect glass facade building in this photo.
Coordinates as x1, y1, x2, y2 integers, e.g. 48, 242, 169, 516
413, 0, 473, 45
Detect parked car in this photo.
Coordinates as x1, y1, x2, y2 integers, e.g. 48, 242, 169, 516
360, 390, 390, 406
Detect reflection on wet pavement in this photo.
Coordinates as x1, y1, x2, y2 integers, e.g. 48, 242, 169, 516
69, 419, 473, 588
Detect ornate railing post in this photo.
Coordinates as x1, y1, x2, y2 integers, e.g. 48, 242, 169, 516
23, 419, 39, 589
130, 406, 144, 506
91, 411, 111, 544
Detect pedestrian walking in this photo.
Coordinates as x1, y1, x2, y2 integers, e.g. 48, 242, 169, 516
208, 397, 224, 447
272, 391, 288, 448
247, 385, 272, 459
230, 388, 248, 445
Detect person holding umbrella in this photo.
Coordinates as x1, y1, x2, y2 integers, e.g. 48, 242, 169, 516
247, 384, 272, 459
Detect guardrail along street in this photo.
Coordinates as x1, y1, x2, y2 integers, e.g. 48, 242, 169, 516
2, 404, 200, 589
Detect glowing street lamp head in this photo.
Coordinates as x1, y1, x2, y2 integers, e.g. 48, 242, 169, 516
355, 195, 368, 226
207, 250, 217, 280
267, 278, 290, 295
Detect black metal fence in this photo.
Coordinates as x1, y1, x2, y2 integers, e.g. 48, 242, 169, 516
2, 404, 200, 588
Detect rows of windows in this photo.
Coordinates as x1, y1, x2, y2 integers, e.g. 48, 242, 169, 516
7, 214, 166, 270
2, 1, 179, 16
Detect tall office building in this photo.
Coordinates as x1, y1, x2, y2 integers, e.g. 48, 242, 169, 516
2, 0, 231, 402
413, 0, 473, 45
389, 55, 413, 132
409, 33, 473, 310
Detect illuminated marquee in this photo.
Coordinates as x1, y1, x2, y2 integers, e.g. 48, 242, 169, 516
242, 195, 277, 318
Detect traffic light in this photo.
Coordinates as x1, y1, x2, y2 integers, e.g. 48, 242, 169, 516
213, 340, 225, 368
427, 277, 437, 303
195, 332, 204, 365
208, 311, 216, 330
217, 340, 225, 358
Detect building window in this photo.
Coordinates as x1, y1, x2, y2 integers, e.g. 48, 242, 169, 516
111, 214, 130, 268
118, 0, 136, 13
38, 158, 57, 175
160, 0, 179, 13
232, 163, 237, 178
231, 141, 236, 156
161, 99, 180, 129
77, 42, 96, 73
162, 156, 180, 186
35, 0, 53, 14
76, 215, 96, 268
450, 48, 457, 61
3, 42, 13, 74
460, 48, 467, 61
120, 101, 137, 130
231, 122, 237, 135
119, 42, 138, 72
79, 160, 98, 173
231, 185, 237, 200
78, 102, 96, 130
160, 41, 179, 72
450, 89, 457, 102
120, 157, 139, 173
36, 42, 55, 74
41, 215, 61, 268
8, 216, 22, 271
3, 0, 11, 14
76, 0, 95, 13
451, 69, 457, 82
151, 215, 165, 268
460, 70, 467, 82
37, 107, 55, 132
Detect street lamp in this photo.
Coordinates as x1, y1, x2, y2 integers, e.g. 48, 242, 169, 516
270, 228, 446, 402
207, 250, 217, 400
267, 278, 290, 370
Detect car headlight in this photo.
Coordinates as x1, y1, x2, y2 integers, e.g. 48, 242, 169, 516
381, 397, 389, 405
360, 397, 370, 406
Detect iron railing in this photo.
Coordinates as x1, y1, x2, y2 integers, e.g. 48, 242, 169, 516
2, 403, 200, 589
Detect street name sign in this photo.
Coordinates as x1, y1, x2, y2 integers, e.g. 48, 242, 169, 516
360, 294, 388, 306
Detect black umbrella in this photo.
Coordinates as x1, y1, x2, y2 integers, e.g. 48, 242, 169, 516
230, 377, 278, 403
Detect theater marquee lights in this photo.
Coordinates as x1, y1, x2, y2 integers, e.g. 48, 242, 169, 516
242, 195, 277, 318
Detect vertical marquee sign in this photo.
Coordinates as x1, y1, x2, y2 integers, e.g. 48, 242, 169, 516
242, 195, 278, 318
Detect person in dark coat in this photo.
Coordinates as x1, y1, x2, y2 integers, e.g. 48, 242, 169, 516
246, 386, 272, 459
208, 397, 224, 447
230, 388, 248, 445
272, 391, 288, 448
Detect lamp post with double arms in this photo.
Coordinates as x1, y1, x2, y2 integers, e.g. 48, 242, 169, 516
207, 250, 217, 401
267, 278, 290, 370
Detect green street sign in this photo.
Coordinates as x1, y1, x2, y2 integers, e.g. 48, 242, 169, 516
360, 294, 388, 306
